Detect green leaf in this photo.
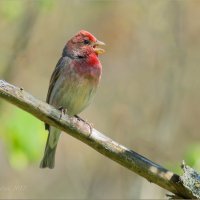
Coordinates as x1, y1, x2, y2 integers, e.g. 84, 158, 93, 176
0, 1, 24, 21
185, 144, 200, 171
0, 106, 47, 169
38, 0, 55, 11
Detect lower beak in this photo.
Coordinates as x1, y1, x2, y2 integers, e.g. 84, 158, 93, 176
94, 40, 105, 55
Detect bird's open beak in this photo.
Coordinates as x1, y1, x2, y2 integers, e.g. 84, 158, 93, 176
93, 40, 105, 55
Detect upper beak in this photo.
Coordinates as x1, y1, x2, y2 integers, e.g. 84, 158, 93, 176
94, 40, 105, 55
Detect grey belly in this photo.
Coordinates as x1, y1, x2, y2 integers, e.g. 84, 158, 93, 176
49, 76, 97, 116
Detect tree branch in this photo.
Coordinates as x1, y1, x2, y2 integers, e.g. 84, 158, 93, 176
0, 80, 196, 198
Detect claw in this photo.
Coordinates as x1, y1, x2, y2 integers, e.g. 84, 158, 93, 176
75, 115, 93, 136
58, 107, 67, 119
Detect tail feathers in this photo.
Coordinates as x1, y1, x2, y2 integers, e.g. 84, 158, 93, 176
40, 144, 57, 169
40, 127, 60, 169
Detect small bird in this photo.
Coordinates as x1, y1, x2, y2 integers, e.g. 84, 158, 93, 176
40, 30, 105, 169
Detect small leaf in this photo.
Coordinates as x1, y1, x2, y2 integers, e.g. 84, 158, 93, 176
0, 1, 24, 20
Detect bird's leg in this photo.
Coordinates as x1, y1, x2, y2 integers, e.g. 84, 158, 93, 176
74, 114, 82, 121
74, 115, 93, 135
58, 106, 67, 119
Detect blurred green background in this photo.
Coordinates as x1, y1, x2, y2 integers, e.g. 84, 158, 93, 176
0, 0, 200, 199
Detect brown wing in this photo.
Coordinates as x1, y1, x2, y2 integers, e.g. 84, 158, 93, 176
46, 57, 63, 104
45, 56, 71, 130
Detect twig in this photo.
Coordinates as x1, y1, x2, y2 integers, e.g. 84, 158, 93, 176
0, 80, 196, 199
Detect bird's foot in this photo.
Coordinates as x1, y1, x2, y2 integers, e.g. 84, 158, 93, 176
75, 115, 93, 136
58, 106, 67, 119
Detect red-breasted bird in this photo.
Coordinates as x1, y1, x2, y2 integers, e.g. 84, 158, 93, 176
40, 30, 105, 169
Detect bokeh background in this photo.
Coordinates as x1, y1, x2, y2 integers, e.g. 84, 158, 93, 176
0, 0, 200, 199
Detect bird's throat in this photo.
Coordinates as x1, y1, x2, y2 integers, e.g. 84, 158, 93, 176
73, 55, 102, 81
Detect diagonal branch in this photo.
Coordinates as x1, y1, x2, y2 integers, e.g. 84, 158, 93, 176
0, 80, 196, 198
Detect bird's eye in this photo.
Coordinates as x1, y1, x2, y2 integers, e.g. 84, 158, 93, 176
83, 40, 90, 45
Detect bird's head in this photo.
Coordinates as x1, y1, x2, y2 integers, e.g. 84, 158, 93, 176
63, 30, 105, 58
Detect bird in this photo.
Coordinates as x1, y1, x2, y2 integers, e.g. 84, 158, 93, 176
40, 30, 105, 169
